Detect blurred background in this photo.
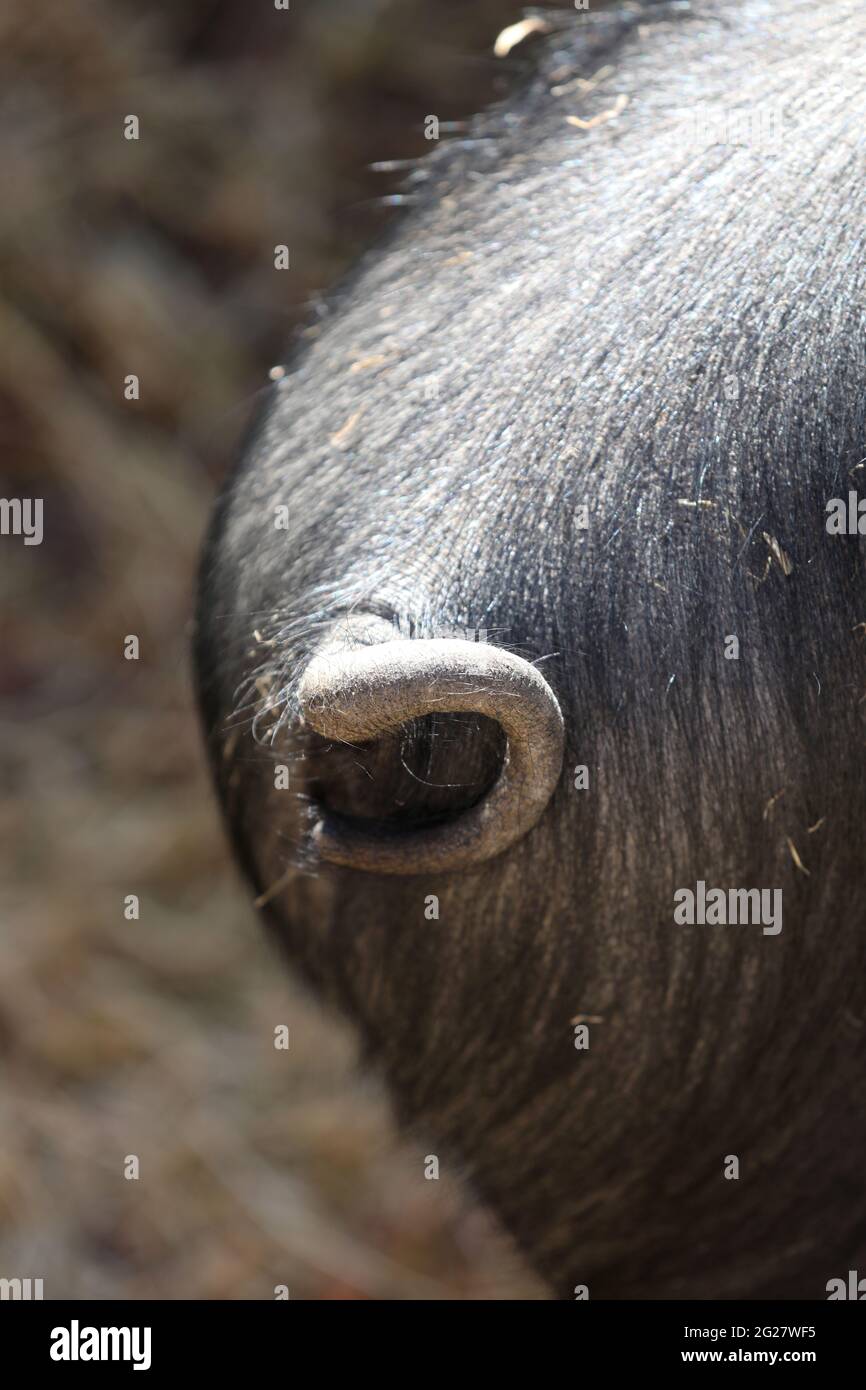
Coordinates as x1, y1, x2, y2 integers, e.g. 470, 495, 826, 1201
0, 0, 565, 1299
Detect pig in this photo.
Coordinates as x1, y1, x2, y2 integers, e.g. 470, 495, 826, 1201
194, 0, 866, 1298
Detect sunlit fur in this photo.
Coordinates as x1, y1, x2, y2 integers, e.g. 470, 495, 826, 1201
195, 0, 866, 1297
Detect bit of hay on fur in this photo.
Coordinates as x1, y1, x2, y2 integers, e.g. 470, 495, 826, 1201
566, 94, 628, 131
787, 837, 810, 875
493, 18, 551, 59
762, 531, 794, 576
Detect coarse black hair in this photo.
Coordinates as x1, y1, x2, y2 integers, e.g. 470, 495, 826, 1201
194, 0, 866, 1297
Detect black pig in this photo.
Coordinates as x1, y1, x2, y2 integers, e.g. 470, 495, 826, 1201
194, 0, 866, 1298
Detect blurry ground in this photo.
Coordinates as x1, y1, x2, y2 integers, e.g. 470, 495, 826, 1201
0, 0, 557, 1298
